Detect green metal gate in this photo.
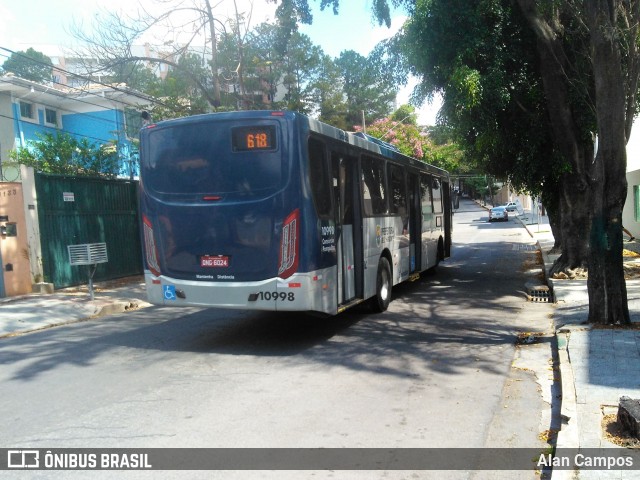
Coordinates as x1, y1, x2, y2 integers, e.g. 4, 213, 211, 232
35, 173, 142, 288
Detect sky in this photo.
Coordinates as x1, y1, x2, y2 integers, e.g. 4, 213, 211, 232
0, 0, 440, 124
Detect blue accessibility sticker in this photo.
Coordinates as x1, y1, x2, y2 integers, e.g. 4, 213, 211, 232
163, 285, 177, 301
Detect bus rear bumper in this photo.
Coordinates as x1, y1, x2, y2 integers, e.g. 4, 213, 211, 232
144, 269, 338, 315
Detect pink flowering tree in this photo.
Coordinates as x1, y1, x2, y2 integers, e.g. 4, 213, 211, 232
355, 106, 463, 172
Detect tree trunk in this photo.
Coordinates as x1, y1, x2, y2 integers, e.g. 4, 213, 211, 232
516, 1, 592, 275
548, 172, 590, 276
586, 1, 630, 324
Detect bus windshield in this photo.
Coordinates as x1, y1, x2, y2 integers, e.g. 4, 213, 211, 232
143, 120, 283, 196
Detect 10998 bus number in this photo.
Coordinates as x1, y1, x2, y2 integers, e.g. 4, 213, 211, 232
252, 291, 295, 301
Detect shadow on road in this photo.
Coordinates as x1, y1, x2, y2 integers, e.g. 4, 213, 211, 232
1, 203, 541, 384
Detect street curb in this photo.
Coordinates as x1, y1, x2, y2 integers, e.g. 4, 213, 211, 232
515, 214, 581, 479
556, 336, 579, 449
552, 329, 581, 480
0, 299, 150, 339
91, 300, 147, 318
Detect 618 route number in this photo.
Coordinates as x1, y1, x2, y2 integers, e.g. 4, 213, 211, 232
248, 291, 295, 302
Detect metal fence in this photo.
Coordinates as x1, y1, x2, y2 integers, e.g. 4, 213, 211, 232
35, 173, 142, 288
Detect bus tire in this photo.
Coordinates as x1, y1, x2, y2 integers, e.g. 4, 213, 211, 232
371, 256, 392, 313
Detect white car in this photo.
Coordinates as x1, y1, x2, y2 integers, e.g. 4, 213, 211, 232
504, 202, 518, 212
489, 206, 509, 222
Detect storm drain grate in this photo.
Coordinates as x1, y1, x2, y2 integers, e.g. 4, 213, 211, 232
527, 285, 552, 302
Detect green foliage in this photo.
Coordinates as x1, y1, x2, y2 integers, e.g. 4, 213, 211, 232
391, 104, 418, 125
280, 32, 325, 114
9, 132, 120, 178
394, 0, 564, 200
1, 48, 53, 83
310, 54, 349, 129
109, 60, 160, 93
464, 175, 499, 198
336, 50, 397, 127
144, 52, 211, 121
362, 105, 464, 172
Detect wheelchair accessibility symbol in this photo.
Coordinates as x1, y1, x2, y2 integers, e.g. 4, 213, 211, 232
163, 285, 177, 301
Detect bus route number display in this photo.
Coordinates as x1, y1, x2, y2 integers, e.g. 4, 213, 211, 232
232, 125, 276, 152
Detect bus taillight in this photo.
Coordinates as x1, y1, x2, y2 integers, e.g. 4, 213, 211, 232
278, 209, 300, 279
142, 215, 162, 277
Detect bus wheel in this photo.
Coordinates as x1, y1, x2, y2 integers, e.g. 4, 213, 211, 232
371, 256, 392, 312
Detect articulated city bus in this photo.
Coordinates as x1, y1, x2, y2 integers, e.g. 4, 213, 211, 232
139, 110, 451, 316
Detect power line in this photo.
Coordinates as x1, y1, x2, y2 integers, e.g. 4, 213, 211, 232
0, 83, 141, 143
0, 53, 157, 114
0, 83, 138, 133
0, 47, 159, 144
0, 109, 132, 146
0, 46, 171, 110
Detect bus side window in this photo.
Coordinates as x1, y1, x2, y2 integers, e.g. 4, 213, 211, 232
420, 174, 433, 230
308, 137, 332, 218
361, 155, 387, 216
432, 178, 443, 214
388, 163, 407, 225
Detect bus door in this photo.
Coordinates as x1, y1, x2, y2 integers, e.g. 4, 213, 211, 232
331, 152, 359, 305
408, 173, 421, 274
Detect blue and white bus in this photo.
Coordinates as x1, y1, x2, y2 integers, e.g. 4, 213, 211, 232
139, 110, 451, 315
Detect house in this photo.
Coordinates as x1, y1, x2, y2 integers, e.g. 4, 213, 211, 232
0, 74, 152, 181
0, 74, 152, 297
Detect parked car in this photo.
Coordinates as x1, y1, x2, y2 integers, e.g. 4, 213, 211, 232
489, 206, 509, 222
504, 202, 518, 212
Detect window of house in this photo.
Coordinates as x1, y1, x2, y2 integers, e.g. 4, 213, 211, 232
19, 101, 34, 120
635, 185, 640, 222
44, 108, 58, 127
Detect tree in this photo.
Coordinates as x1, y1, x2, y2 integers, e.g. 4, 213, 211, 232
309, 53, 349, 129
9, 132, 120, 178
279, 32, 324, 113
394, 0, 567, 240
361, 105, 465, 172
1, 48, 53, 83
336, 50, 397, 127
582, 1, 639, 323
72, 1, 263, 109
380, 0, 639, 324
512, 1, 640, 324
391, 104, 418, 126
358, 112, 426, 159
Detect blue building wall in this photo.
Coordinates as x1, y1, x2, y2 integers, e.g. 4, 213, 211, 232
62, 109, 121, 144
12, 103, 136, 177
12, 103, 58, 144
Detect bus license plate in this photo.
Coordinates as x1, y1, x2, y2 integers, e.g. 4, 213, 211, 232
201, 255, 229, 268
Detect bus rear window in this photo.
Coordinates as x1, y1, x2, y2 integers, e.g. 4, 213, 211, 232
144, 121, 282, 195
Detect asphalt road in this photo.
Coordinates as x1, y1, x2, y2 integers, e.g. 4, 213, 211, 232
0, 199, 556, 479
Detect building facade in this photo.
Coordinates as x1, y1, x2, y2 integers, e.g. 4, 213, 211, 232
0, 74, 151, 181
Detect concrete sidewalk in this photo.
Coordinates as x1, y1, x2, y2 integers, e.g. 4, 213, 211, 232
518, 212, 640, 480
0, 275, 151, 338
